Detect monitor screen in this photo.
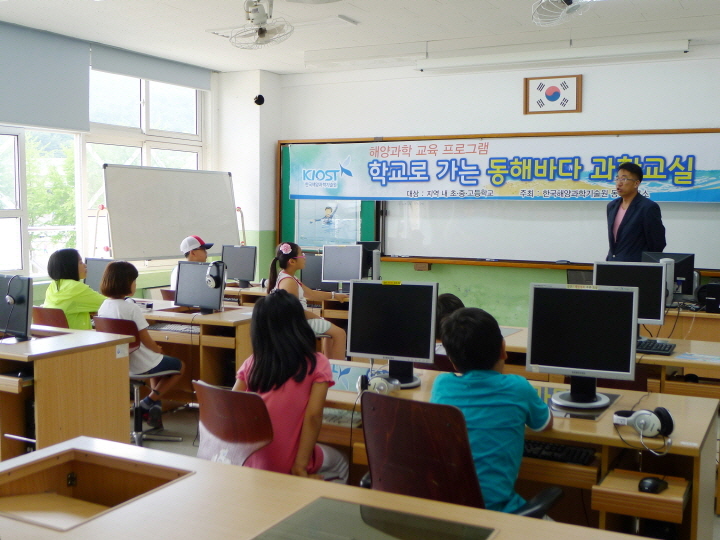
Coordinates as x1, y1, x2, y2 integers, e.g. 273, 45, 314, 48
84, 258, 112, 292
322, 245, 363, 284
300, 254, 336, 292
347, 281, 437, 388
357, 241, 381, 278
175, 261, 225, 314
642, 252, 696, 300
527, 284, 637, 408
594, 261, 666, 326
221, 245, 257, 286
0, 274, 33, 342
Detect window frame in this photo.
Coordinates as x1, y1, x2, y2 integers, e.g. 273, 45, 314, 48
0, 126, 30, 274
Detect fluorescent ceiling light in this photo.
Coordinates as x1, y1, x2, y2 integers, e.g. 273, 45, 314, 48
416, 40, 690, 71
306, 42, 426, 69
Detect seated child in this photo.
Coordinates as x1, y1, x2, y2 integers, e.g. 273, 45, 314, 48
266, 242, 348, 360
98, 261, 185, 428
430, 307, 552, 513
43, 249, 106, 330
233, 290, 348, 482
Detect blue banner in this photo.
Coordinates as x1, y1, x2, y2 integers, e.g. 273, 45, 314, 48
288, 133, 720, 202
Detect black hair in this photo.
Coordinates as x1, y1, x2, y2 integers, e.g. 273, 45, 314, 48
47, 249, 81, 282
266, 242, 301, 293
436, 293, 465, 340
246, 289, 317, 393
100, 261, 138, 298
441, 308, 503, 373
617, 162, 643, 182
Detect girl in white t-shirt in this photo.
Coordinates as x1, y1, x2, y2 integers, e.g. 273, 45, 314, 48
267, 242, 348, 360
98, 261, 185, 428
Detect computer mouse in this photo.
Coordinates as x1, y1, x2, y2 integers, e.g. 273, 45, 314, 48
638, 477, 668, 494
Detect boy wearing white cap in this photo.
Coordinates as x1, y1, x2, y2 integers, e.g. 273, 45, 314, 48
169, 235, 214, 290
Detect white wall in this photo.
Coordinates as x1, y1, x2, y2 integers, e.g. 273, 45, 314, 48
214, 45, 720, 246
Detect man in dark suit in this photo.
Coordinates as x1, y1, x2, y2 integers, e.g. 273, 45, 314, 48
606, 162, 666, 262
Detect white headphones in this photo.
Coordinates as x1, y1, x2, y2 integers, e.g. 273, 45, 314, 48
205, 261, 225, 289
357, 375, 401, 395
613, 407, 674, 455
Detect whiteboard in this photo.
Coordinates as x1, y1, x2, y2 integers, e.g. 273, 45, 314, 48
104, 165, 240, 260
384, 200, 720, 269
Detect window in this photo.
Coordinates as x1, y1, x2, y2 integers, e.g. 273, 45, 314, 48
1, 70, 206, 276
0, 131, 27, 273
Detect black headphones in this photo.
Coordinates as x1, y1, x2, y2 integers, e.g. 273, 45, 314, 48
613, 407, 674, 437
205, 261, 225, 289
5, 275, 19, 305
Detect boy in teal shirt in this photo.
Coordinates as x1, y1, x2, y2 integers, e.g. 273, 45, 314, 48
430, 308, 552, 513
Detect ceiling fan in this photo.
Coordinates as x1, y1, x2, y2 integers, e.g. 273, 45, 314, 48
532, 0, 603, 27
229, 0, 294, 49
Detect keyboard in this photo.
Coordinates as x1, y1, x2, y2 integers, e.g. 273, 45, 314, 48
523, 440, 595, 466
322, 407, 362, 428
636, 339, 675, 356
146, 322, 199, 335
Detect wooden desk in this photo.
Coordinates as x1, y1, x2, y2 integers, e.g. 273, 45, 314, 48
142, 302, 253, 401
0, 436, 642, 540
0, 329, 131, 461
324, 364, 718, 540
641, 309, 720, 342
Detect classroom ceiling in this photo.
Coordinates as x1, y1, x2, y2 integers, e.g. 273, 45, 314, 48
1, 0, 719, 74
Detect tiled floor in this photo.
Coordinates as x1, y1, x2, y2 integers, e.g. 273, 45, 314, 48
141, 407, 720, 539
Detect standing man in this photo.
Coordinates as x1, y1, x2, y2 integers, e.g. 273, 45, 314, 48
606, 162, 666, 262
170, 235, 214, 290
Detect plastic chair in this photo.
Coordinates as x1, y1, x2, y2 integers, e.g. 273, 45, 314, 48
193, 380, 273, 465
32, 306, 70, 329
361, 392, 562, 518
160, 289, 176, 301
93, 316, 182, 446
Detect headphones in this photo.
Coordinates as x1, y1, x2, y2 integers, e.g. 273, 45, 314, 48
5, 275, 19, 305
613, 407, 674, 437
205, 261, 225, 289
357, 375, 401, 395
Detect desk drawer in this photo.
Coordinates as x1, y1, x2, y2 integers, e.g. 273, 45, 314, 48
148, 331, 195, 345
0, 374, 32, 394
201, 335, 236, 349
519, 457, 598, 490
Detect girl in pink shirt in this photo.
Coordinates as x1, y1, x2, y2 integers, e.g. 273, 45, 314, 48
233, 290, 348, 482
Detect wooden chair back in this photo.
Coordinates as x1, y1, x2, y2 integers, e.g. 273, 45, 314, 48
32, 307, 70, 329
160, 289, 176, 301
93, 317, 141, 353
361, 391, 484, 508
193, 380, 273, 466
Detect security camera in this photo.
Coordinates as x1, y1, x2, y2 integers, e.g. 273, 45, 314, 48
254, 95, 265, 105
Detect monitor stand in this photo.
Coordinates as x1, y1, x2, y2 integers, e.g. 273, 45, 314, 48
388, 360, 420, 389
550, 376, 610, 409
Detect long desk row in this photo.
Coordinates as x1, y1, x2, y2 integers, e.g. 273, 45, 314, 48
0, 436, 644, 540
322, 361, 718, 540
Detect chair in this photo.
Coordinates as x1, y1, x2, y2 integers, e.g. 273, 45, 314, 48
193, 380, 273, 465
32, 306, 69, 328
160, 289, 176, 301
361, 392, 562, 518
93, 316, 182, 446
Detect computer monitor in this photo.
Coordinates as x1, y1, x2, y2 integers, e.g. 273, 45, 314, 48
174, 261, 225, 315
221, 245, 257, 288
593, 261, 667, 326
300, 254, 336, 292
322, 245, 363, 292
84, 258, 112, 292
527, 284, 638, 409
0, 274, 33, 342
642, 252, 697, 302
357, 241, 381, 279
347, 280, 437, 389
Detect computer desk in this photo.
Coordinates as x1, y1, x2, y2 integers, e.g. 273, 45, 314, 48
641, 309, 720, 342
0, 327, 131, 461
0, 436, 643, 540
323, 361, 718, 540
142, 301, 253, 402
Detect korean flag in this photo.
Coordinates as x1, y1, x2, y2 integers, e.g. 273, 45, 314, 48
528, 77, 578, 113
